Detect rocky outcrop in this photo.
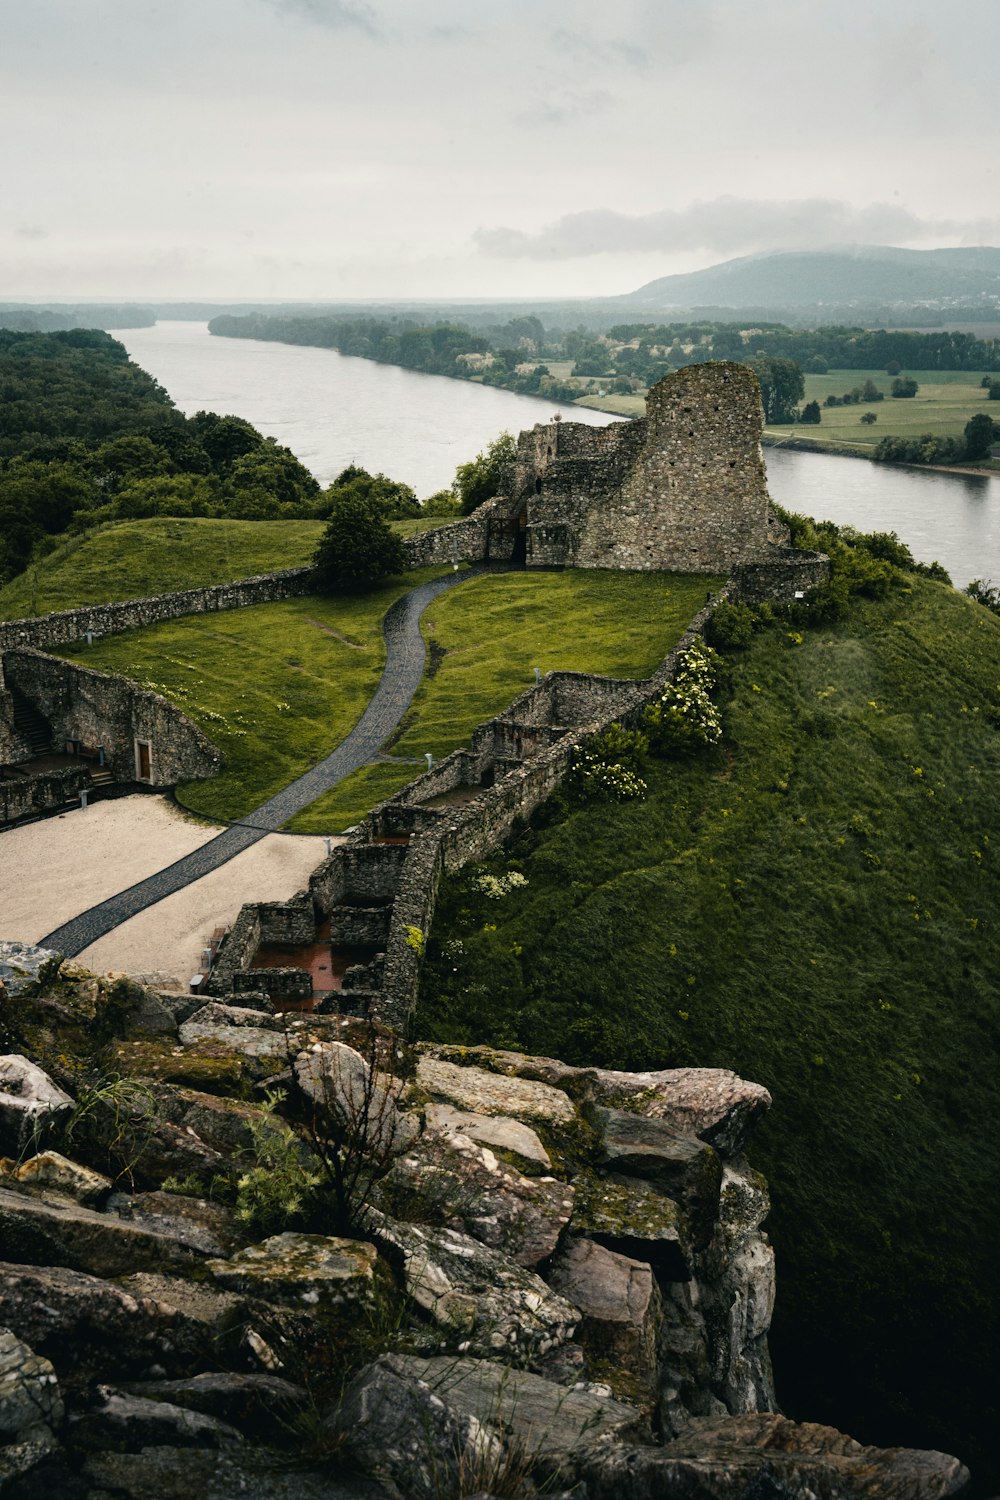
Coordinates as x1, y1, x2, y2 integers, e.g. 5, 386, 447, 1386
0, 958, 973, 1495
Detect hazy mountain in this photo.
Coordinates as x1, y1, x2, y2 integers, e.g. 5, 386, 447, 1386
624, 246, 1000, 314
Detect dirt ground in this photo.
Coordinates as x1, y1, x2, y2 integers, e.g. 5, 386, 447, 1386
0, 794, 333, 987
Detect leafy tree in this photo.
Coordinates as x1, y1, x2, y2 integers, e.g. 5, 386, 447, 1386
320, 466, 420, 521
799, 400, 822, 424
963, 413, 997, 461
891, 376, 919, 398
748, 356, 805, 423
988, 380, 1000, 400
191, 411, 264, 471
224, 439, 319, 513
312, 493, 406, 594
454, 431, 517, 515
422, 488, 461, 517
860, 411, 878, 425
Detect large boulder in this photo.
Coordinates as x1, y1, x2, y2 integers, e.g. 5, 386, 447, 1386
424, 1102, 552, 1169
0, 1263, 226, 1389
415, 1055, 576, 1125
0, 1184, 210, 1277
426, 1048, 770, 1158
12, 1150, 112, 1206
0, 942, 61, 1001
206, 1232, 377, 1315
577, 1413, 971, 1499
569, 1171, 690, 1281
546, 1238, 663, 1386
68, 1385, 243, 1452
594, 1106, 722, 1248
373, 1216, 579, 1360
0, 1056, 73, 1156
333, 1352, 643, 1499
381, 1128, 573, 1267
0, 1326, 64, 1490
116, 1372, 308, 1445
293, 1041, 418, 1159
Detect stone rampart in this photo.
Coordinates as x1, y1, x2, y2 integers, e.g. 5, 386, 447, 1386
0, 764, 91, 826
0, 568, 314, 657
2, 649, 220, 789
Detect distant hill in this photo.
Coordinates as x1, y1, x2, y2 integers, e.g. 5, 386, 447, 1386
624, 246, 1000, 317
0, 304, 155, 333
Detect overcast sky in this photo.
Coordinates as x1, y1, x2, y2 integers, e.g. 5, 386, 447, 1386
2, 0, 998, 302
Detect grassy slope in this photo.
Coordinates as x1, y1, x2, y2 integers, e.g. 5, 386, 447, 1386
287, 570, 719, 831
416, 577, 1000, 1483
0, 514, 445, 620
64, 568, 715, 831
61, 568, 451, 820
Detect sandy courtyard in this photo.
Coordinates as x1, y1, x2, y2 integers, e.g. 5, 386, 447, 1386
0, 795, 332, 988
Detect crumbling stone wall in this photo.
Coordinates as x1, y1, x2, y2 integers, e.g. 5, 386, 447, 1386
509, 363, 773, 573
0, 764, 91, 825
2, 649, 219, 788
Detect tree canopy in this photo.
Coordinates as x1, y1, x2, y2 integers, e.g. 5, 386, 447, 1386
312, 493, 406, 594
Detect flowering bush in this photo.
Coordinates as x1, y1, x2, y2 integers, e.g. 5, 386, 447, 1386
569, 748, 648, 802
472, 871, 530, 899
644, 638, 722, 756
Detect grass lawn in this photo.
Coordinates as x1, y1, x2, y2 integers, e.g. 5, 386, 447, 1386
416, 573, 1000, 1483
0, 514, 447, 620
60, 567, 452, 821
768, 368, 997, 457
286, 569, 719, 832
62, 568, 715, 831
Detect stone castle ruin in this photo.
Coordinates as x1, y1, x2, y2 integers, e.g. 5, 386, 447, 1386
503, 361, 775, 572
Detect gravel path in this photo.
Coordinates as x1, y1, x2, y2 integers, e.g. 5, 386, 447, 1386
40, 567, 487, 956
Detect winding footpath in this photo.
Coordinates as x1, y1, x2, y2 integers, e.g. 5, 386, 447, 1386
40, 567, 489, 957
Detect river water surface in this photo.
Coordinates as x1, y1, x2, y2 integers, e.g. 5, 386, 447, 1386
117, 321, 1000, 588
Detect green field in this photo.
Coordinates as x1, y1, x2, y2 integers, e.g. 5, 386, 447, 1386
768, 368, 998, 459
286, 570, 718, 831
416, 572, 1000, 1483
0, 514, 445, 620
65, 569, 714, 830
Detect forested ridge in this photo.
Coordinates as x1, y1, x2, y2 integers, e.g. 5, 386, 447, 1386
0, 329, 320, 584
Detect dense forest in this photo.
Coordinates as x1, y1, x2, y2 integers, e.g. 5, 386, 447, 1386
0, 330, 320, 583
0, 305, 156, 333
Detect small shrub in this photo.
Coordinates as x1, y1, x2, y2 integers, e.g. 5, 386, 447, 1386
706, 600, 756, 651
644, 638, 722, 756
234, 1090, 322, 1235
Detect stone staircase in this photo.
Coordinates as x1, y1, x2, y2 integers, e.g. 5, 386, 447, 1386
9, 686, 52, 758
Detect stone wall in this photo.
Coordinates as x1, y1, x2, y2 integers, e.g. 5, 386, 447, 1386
0, 764, 91, 826
2, 649, 220, 788
0, 568, 314, 657
509, 364, 774, 574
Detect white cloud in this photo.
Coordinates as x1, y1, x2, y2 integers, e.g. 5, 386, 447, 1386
474, 197, 1000, 261
266, 0, 379, 33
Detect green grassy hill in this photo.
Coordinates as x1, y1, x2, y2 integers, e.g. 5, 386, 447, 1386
417, 571, 1000, 1486
0, 514, 445, 620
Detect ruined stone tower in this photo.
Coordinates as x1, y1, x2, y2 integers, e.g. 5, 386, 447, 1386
507, 361, 773, 572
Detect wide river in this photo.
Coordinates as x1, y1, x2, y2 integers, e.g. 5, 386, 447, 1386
118, 321, 1000, 588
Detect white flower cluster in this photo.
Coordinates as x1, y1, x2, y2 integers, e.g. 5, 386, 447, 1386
472, 871, 530, 899
650, 638, 722, 751
571, 749, 647, 802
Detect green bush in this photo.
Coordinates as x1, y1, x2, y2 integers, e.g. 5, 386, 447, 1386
706, 600, 756, 651
313, 494, 406, 594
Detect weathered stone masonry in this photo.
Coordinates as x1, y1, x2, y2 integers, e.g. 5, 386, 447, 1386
509, 364, 775, 573
2, 648, 220, 789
